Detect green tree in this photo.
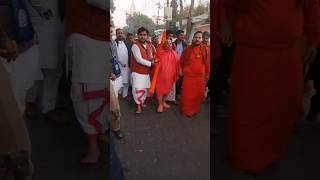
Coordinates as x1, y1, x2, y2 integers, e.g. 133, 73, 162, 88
193, 0, 208, 16
123, 13, 156, 35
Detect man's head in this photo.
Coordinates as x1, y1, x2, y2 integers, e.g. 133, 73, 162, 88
176, 30, 185, 42
166, 30, 174, 40
126, 33, 135, 44
137, 27, 149, 43
116, 28, 125, 41
192, 31, 203, 46
151, 34, 159, 46
202, 31, 210, 45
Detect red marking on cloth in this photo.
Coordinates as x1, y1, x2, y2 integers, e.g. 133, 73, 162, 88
136, 89, 146, 105
82, 85, 108, 135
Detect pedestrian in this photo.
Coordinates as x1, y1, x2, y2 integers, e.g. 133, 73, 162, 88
26, 0, 65, 123
115, 28, 132, 100
202, 31, 211, 99
130, 27, 157, 114
152, 32, 180, 113
65, 0, 108, 163
1, 0, 49, 114
151, 34, 160, 50
0, 25, 33, 180
220, 0, 320, 174
174, 30, 188, 101
179, 31, 210, 117
109, 28, 125, 139
126, 33, 135, 44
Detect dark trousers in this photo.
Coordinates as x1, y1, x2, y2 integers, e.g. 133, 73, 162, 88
311, 79, 320, 114
109, 138, 125, 180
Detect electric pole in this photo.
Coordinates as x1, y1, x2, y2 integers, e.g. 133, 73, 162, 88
156, 2, 162, 28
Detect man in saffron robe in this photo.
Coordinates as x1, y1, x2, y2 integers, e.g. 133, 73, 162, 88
220, 0, 320, 174
154, 36, 180, 113
180, 31, 210, 117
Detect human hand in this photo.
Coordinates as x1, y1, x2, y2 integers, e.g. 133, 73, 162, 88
0, 40, 18, 62
109, 73, 117, 81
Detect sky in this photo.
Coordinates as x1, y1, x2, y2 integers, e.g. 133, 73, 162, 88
112, 0, 207, 28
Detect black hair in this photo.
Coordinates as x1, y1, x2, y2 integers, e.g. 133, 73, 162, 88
166, 29, 174, 36
194, 31, 203, 37
115, 28, 123, 33
127, 33, 134, 37
176, 30, 184, 36
137, 27, 149, 35
202, 31, 210, 37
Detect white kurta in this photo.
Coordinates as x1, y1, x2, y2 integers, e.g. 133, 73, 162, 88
66, 33, 108, 84
27, 0, 65, 70
1, 44, 43, 112
116, 41, 130, 84
110, 76, 123, 97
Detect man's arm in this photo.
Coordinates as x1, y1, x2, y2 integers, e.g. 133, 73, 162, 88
131, 44, 152, 67
204, 46, 210, 80
86, 0, 107, 10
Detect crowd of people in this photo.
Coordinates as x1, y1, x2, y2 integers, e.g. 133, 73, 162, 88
108, 27, 211, 140
0, 0, 211, 179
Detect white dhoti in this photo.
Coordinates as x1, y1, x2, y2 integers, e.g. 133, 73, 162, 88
67, 33, 108, 135
131, 72, 150, 105
166, 83, 176, 102
111, 76, 123, 98
29, 5, 65, 114
2, 44, 43, 113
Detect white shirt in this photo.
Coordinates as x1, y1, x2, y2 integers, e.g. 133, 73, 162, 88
131, 44, 152, 67
116, 41, 129, 65
116, 41, 130, 83
176, 42, 184, 58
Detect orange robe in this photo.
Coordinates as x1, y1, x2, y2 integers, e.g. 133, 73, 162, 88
180, 45, 210, 117
222, 0, 320, 171
155, 48, 180, 97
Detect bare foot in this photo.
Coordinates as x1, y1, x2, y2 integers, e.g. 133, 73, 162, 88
81, 140, 100, 164
157, 104, 164, 113
135, 105, 142, 114
98, 134, 109, 144
163, 102, 171, 109
81, 149, 100, 164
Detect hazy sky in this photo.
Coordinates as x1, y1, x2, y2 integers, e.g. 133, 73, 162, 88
112, 0, 206, 28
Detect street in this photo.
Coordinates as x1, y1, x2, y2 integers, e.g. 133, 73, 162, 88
115, 98, 210, 180
213, 118, 320, 180
26, 110, 107, 180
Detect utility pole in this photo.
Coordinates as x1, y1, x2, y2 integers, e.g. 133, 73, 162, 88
156, 2, 162, 28
166, 0, 170, 29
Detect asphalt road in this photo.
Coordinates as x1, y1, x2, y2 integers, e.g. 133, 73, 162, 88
115, 98, 211, 180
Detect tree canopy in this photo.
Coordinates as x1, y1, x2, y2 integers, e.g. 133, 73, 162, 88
123, 13, 157, 35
